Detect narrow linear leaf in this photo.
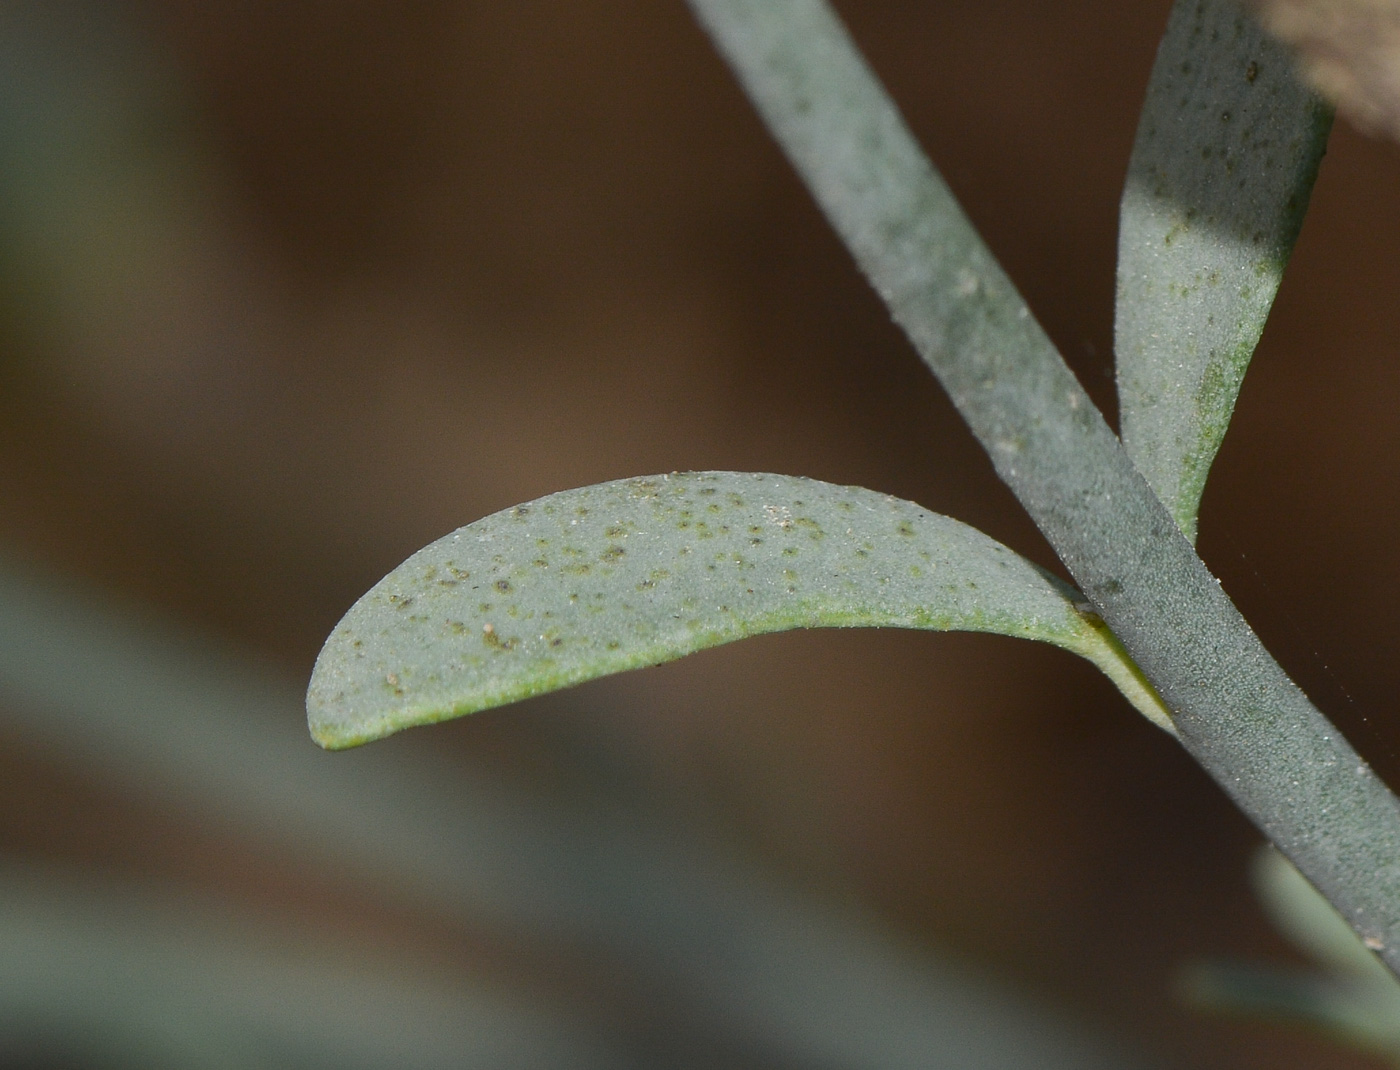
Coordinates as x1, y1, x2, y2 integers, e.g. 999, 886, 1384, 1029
308, 472, 1169, 749
1117, 0, 1332, 540
687, 0, 1400, 974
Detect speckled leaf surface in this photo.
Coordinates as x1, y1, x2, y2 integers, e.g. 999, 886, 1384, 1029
1116, 0, 1331, 540
308, 472, 1168, 748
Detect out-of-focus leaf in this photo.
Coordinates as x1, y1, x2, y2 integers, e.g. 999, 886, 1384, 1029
1116, 0, 1331, 541
1182, 961, 1400, 1060
0, 862, 612, 1070
1181, 848, 1400, 1062
1253, 847, 1396, 983
308, 471, 1171, 748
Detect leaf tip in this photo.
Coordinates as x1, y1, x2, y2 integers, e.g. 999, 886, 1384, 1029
307, 718, 353, 751
305, 650, 400, 750
306, 700, 370, 750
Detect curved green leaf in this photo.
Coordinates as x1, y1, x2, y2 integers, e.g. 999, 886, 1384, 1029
1116, 0, 1332, 541
308, 472, 1170, 748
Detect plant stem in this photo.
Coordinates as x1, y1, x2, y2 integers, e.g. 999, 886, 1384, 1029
688, 0, 1400, 976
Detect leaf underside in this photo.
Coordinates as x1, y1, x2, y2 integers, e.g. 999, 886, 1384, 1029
1116, 0, 1331, 541
308, 472, 1167, 749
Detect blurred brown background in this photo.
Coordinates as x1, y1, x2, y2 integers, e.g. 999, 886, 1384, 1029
1, 0, 1398, 1066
